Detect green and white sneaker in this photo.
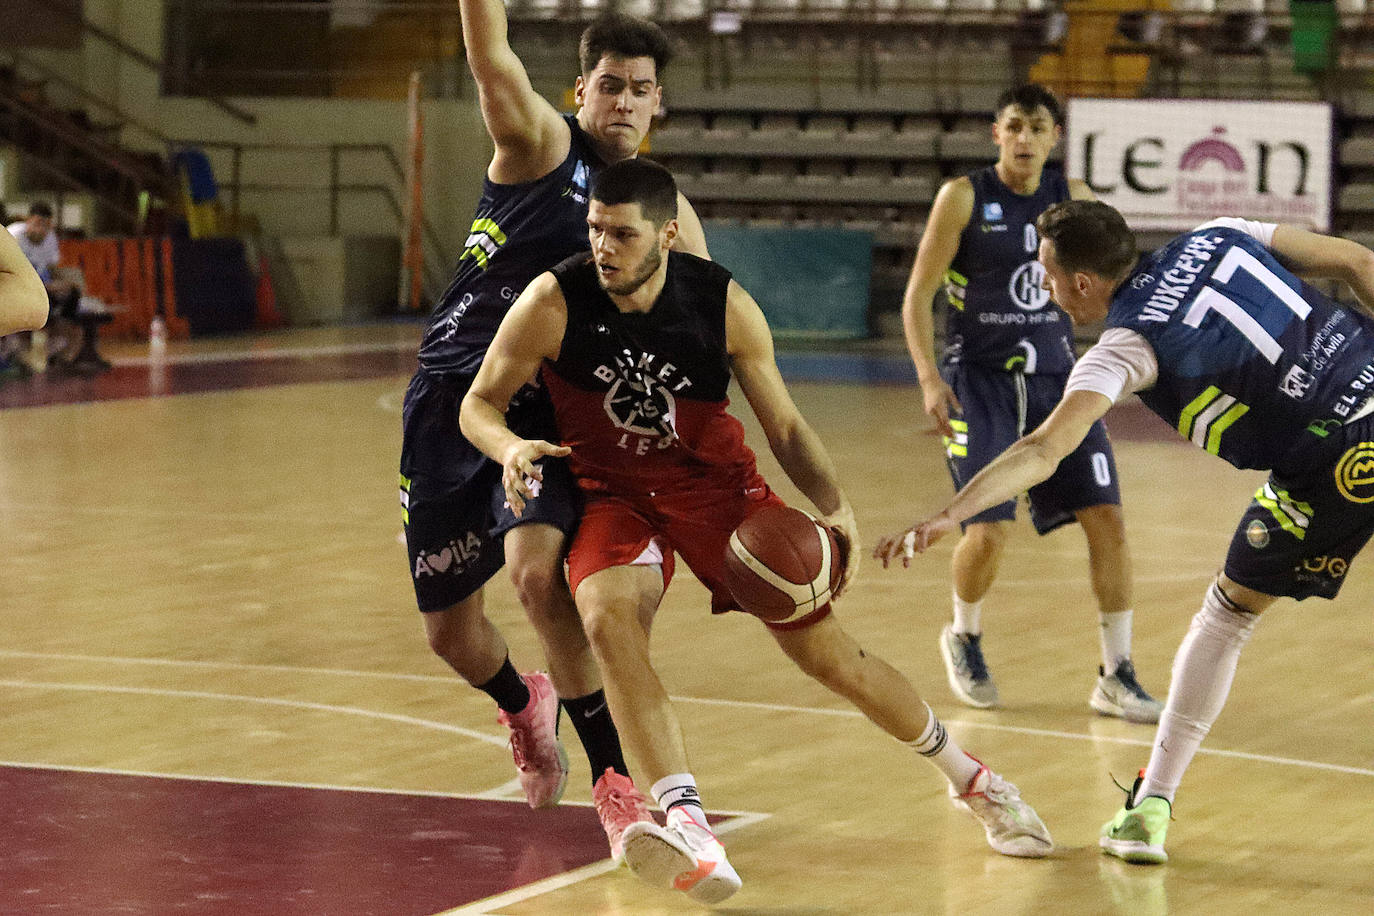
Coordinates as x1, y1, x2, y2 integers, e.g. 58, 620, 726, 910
1100, 771, 1171, 864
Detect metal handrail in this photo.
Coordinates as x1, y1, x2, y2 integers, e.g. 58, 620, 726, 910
2, 48, 174, 151
0, 93, 168, 190
0, 143, 142, 229
174, 139, 448, 296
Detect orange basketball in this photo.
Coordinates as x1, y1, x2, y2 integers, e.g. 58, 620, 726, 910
723, 505, 843, 624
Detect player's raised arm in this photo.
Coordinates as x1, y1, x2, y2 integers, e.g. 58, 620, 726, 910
0, 226, 48, 335
725, 280, 859, 594
900, 177, 973, 438
459, 273, 571, 516
1268, 224, 1374, 314
459, 0, 568, 182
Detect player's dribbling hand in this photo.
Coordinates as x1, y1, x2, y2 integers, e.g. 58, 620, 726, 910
873, 514, 957, 568
821, 504, 860, 599
500, 438, 571, 517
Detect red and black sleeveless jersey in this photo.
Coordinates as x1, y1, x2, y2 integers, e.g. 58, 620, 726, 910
542, 250, 762, 497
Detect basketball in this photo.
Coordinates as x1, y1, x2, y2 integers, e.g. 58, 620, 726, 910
723, 505, 843, 624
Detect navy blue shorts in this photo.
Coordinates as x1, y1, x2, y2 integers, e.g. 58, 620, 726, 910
1223, 415, 1374, 600
942, 363, 1122, 534
399, 371, 579, 613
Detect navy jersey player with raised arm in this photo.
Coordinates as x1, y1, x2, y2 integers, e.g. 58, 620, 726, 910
397, 7, 708, 863
879, 198, 1374, 866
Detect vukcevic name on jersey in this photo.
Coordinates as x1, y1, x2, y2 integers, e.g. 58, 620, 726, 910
1109, 225, 1374, 471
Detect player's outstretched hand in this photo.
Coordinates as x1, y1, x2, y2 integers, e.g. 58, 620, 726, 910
873, 514, 958, 568
822, 504, 860, 599
500, 439, 571, 517
921, 376, 962, 440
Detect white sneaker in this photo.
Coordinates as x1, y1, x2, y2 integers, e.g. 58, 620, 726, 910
939, 625, 999, 708
620, 811, 742, 904
949, 763, 1054, 858
1090, 660, 1164, 724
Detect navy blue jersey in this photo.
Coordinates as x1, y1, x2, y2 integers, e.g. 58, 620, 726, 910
1109, 225, 1374, 470
417, 115, 604, 378
945, 166, 1075, 375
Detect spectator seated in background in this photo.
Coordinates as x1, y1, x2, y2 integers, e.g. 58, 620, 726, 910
7, 201, 84, 370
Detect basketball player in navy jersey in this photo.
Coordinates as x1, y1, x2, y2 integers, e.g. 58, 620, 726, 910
0, 225, 48, 334
895, 84, 1162, 721
462, 159, 1055, 904
398, 6, 708, 860
879, 199, 1374, 863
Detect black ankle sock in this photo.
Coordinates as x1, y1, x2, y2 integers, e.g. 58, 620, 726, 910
561, 689, 628, 784
477, 657, 531, 716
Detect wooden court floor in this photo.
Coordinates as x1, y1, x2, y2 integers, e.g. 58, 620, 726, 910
1, 325, 1371, 915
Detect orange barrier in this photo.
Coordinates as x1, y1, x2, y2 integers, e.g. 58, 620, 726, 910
59, 238, 190, 340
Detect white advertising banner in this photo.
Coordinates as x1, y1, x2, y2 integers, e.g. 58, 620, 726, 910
1066, 98, 1332, 231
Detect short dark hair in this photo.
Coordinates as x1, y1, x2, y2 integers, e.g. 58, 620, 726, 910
28, 201, 54, 219
994, 83, 1063, 126
1036, 200, 1138, 279
579, 14, 673, 78
591, 158, 678, 227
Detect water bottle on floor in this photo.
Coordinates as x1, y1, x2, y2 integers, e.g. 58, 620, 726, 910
150, 315, 168, 356
28, 328, 48, 373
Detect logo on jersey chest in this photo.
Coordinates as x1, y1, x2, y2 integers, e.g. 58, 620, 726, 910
1008, 260, 1050, 311
594, 347, 694, 454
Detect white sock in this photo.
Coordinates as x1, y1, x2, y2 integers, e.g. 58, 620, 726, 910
952, 592, 982, 635
651, 772, 708, 827
1139, 583, 1257, 804
903, 702, 983, 791
1099, 610, 1134, 671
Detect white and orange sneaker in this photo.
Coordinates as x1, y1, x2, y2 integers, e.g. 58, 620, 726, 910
592, 768, 653, 864
495, 671, 568, 809
949, 762, 1054, 858
621, 809, 742, 904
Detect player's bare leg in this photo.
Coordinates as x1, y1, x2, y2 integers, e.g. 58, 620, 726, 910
576, 564, 740, 902
506, 523, 647, 855
1077, 504, 1163, 723
769, 614, 1051, 857
944, 520, 1008, 707
424, 592, 568, 808
505, 522, 599, 696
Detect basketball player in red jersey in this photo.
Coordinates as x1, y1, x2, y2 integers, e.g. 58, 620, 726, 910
461, 159, 1054, 904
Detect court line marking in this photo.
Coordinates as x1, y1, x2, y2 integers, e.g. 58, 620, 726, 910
434, 811, 771, 916
3, 656, 1371, 778
0, 758, 764, 822
108, 339, 418, 368
0, 757, 555, 801
0, 678, 510, 748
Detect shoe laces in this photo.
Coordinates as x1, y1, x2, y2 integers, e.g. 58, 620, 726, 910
1110, 659, 1151, 700
595, 778, 646, 821
960, 633, 991, 681
506, 724, 533, 771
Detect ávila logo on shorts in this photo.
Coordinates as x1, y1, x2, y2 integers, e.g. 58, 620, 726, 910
1334, 441, 1374, 503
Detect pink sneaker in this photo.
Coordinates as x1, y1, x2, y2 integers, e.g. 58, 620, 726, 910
592, 768, 653, 864
495, 671, 568, 808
